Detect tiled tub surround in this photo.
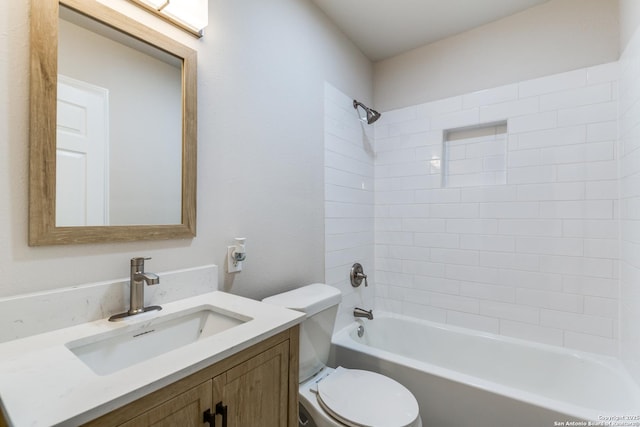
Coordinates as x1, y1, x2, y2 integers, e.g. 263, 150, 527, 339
373, 62, 620, 355
620, 27, 640, 383
324, 83, 375, 331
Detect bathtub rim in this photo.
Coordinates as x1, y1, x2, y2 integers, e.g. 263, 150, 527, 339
331, 311, 640, 422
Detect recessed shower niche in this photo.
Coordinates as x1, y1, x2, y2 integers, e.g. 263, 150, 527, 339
442, 121, 508, 188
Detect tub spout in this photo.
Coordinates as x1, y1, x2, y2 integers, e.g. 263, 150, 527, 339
354, 307, 373, 320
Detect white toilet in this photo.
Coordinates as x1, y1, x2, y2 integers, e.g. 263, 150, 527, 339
263, 284, 422, 427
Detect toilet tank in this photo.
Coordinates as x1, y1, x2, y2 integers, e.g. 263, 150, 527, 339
262, 284, 341, 382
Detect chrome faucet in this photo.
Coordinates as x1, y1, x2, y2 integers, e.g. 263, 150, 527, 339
109, 257, 162, 321
354, 307, 373, 320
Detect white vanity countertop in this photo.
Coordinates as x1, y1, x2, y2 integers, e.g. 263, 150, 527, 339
0, 291, 304, 427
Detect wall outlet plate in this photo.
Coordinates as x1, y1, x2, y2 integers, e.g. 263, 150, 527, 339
227, 246, 242, 273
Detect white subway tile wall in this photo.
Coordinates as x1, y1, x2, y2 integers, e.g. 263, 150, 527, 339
620, 28, 640, 382
373, 63, 619, 355
324, 83, 375, 331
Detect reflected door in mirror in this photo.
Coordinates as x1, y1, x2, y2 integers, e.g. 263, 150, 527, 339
56, 76, 109, 226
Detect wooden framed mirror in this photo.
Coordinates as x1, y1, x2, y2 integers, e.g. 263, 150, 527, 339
29, 0, 197, 245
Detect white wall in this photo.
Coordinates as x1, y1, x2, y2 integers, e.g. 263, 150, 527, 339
620, 0, 640, 53
324, 83, 376, 331
374, 0, 619, 112
0, 0, 372, 300
374, 62, 620, 355
619, 0, 640, 384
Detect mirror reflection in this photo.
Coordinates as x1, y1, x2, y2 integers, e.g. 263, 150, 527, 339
57, 6, 182, 226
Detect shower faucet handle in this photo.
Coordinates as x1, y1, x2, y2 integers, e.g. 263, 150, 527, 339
350, 263, 368, 287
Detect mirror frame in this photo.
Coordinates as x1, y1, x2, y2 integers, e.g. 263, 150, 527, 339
29, 0, 197, 246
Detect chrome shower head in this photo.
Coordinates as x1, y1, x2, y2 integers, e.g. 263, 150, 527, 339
353, 100, 381, 124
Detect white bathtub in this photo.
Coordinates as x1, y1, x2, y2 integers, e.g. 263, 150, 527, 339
331, 313, 640, 427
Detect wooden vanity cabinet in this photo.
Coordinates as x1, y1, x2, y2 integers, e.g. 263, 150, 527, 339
85, 326, 299, 427
213, 340, 290, 427
119, 381, 212, 427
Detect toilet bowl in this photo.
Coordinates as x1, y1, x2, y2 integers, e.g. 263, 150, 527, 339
263, 284, 422, 427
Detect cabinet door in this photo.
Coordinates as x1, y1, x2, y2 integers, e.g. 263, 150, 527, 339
213, 341, 290, 427
119, 380, 212, 427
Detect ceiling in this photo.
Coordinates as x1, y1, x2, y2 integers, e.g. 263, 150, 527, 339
311, 0, 552, 61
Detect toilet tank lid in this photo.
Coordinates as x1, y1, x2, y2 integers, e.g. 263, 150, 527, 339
262, 283, 342, 316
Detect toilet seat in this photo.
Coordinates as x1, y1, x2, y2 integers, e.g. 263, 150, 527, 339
315, 367, 420, 427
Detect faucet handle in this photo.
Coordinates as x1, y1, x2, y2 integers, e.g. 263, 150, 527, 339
131, 257, 152, 268
350, 263, 369, 287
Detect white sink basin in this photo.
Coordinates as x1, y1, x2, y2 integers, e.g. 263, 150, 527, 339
66, 305, 251, 376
